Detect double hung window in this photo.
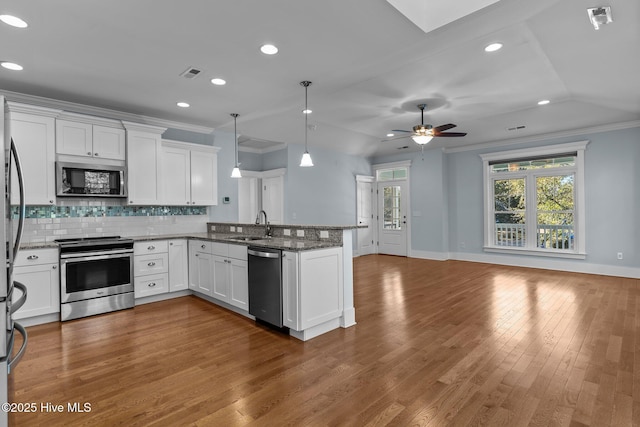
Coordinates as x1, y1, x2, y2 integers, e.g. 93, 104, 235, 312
480, 141, 588, 258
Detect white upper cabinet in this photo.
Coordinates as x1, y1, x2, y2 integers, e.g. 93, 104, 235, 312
161, 140, 219, 206
7, 103, 60, 205
56, 118, 126, 161
123, 122, 167, 205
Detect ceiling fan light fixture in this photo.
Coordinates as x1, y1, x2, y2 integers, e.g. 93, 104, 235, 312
412, 135, 433, 145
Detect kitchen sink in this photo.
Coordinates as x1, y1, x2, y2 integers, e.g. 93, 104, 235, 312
227, 236, 265, 241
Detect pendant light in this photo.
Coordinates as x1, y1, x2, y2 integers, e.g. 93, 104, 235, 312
299, 81, 314, 167
230, 113, 242, 178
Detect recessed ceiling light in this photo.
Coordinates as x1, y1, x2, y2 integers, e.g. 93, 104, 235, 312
1, 62, 23, 71
0, 14, 28, 28
177, 102, 190, 108
387, 133, 395, 137
211, 78, 226, 86
484, 43, 503, 52
260, 44, 278, 55
302, 109, 312, 114
538, 99, 550, 105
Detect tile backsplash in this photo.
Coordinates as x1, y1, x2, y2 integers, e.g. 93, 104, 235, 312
16, 205, 209, 243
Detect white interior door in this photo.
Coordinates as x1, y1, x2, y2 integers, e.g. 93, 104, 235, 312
356, 177, 374, 256
262, 176, 284, 224
377, 180, 408, 256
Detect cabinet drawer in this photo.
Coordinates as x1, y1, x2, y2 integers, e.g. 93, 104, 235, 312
134, 240, 168, 255
15, 248, 59, 266
190, 240, 212, 254
210, 242, 228, 257
228, 244, 248, 261
135, 273, 168, 298
134, 253, 168, 276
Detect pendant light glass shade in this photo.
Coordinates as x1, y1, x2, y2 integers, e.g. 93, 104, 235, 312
300, 151, 314, 167
299, 81, 314, 167
230, 113, 241, 178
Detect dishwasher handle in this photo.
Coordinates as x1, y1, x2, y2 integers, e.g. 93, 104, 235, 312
247, 248, 281, 259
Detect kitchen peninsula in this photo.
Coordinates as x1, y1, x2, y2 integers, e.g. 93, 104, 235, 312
132, 222, 359, 341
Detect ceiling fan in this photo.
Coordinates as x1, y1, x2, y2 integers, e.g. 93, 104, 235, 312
390, 104, 467, 145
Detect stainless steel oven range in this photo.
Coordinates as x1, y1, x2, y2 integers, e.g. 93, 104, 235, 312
56, 236, 134, 321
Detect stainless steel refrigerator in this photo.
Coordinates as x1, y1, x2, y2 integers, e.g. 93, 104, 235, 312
0, 95, 29, 427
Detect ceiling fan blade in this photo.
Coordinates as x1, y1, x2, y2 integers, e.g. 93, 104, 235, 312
434, 123, 456, 132
391, 129, 412, 133
435, 132, 467, 137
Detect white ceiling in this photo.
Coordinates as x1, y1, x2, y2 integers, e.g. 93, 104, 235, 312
1, 0, 638, 158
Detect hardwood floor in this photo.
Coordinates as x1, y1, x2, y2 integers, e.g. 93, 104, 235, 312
8, 255, 640, 426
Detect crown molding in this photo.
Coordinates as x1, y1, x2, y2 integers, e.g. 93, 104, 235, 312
443, 120, 640, 154
1, 89, 214, 134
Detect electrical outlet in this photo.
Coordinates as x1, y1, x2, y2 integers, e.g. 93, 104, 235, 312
237, 227, 242, 233
617, 252, 623, 260
320, 230, 329, 239
230, 226, 236, 232
284, 229, 291, 236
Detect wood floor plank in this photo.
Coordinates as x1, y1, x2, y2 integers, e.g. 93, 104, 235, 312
7, 255, 639, 426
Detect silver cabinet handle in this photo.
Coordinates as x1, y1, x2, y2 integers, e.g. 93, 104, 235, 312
94, 152, 99, 156
170, 242, 173, 246
49, 200, 54, 204
148, 282, 156, 287
52, 265, 57, 269
148, 245, 155, 250
27, 255, 39, 260
87, 151, 92, 155
148, 262, 156, 266
201, 244, 206, 249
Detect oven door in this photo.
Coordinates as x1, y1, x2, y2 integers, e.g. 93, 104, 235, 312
61, 252, 133, 303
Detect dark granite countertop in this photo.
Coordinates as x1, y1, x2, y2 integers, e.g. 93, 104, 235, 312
130, 233, 342, 251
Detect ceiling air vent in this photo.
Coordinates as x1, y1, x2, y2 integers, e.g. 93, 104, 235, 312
507, 125, 526, 131
179, 66, 202, 79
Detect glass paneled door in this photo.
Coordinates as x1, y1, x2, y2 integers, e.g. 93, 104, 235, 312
377, 180, 408, 256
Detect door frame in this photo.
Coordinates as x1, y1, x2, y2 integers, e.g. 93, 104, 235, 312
372, 160, 412, 257
355, 174, 375, 256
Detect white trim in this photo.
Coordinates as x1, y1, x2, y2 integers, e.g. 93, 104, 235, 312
6, 101, 62, 117
238, 142, 287, 154
445, 121, 639, 153
162, 139, 221, 153
479, 140, 589, 162
239, 168, 287, 179
449, 251, 640, 279
2, 89, 214, 134
484, 247, 586, 259
410, 249, 448, 261
356, 174, 374, 183
121, 120, 167, 134
372, 159, 412, 171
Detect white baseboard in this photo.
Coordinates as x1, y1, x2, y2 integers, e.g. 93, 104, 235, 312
135, 290, 192, 305
449, 251, 640, 279
409, 250, 449, 261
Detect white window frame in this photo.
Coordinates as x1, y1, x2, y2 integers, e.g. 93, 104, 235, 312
480, 141, 588, 259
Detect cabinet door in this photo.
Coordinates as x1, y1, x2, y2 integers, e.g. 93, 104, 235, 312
127, 130, 161, 205
211, 255, 229, 301
169, 240, 189, 292
193, 252, 213, 296
93, 125, 126, 160
134, 253, 168, 276
161, 146, 191, 205
12, 263, 60, 320
10, 113, 56, 205
56, 119, 93, 157
282, 251, 300, 330
188, 241, 200, 291
190, 150, 217, 206
229, 258, 248, 310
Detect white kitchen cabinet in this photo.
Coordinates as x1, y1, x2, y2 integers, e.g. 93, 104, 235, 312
7, 104, 59, 205
133, 241, 169, 298
12, 248, 60, 320
124, 122, 166, 205
210, 243, 248, 310
188, 240, 213, 296
161, 140, 219, 206
56, 119, 126, 161
168, 240, 189, 292
283, 247, 343, 332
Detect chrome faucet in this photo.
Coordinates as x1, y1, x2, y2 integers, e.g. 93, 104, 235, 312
255, 210, 272, 237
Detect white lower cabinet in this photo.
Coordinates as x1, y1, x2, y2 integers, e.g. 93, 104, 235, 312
134, 240, 170, 298
283, 247, 344, 331
188, 240, 248, 310
168, 240, 189, 292
12, 248, 60, 320
188, 240, 213, 296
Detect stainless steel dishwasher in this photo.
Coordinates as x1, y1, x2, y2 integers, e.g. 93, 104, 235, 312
247, 246, 283, 328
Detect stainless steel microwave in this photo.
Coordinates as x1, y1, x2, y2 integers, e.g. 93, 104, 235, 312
56, 162, 127, 198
